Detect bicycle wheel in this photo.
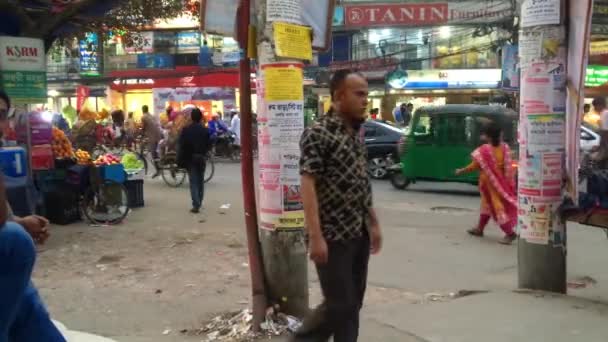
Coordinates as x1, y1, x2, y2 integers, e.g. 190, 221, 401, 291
162, 161, 187, 187
82, 180, 129, 225
204, 158, 215, 183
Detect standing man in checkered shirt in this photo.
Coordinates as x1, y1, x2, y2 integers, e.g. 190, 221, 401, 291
293, 70, 382, 342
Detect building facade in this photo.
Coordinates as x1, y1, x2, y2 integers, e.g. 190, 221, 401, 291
316, 0, 516, 119
45, 16, 242, 120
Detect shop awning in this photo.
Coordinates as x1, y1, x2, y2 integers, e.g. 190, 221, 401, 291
109, 66, 245, 91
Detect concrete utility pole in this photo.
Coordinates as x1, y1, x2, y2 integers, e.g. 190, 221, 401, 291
253, 0, 309, 316
237, 0, 267, 329
517, 0, 568, 293
517, 0, 592, 292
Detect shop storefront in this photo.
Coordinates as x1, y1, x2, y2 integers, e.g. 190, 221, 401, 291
108, 67, 240, 120
322, 56, 502, 119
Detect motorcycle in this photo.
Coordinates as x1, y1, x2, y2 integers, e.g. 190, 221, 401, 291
213, 131, 241, 161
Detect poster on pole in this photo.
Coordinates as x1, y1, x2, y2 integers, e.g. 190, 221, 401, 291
520, 0, 561, 28
526, 114, 565, 154
273, 22, 313, 60
501, 44, 519, 91
565, 0, 594, 201
258, 63, 305, 231
266, 0, 336, 50
267, 0, 302, 24
518, 196, 552, 245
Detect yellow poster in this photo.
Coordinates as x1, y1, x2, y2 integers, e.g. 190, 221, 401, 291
273, 22, 313, 61
263, 64, 304, 102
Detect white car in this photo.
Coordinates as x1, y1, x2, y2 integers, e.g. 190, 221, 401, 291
581, 124, 600, 152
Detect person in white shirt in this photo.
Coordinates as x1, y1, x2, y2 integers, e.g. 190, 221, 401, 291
594, 97, 608, 131
230, 110, 241, 146
593, 97, 608, 161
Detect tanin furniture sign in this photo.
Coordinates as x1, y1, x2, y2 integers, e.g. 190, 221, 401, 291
0, 36, 47, 104
344, 1, 513, 28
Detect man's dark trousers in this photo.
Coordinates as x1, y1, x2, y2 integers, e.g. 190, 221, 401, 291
294, 233, 370, 342
188, 162, 205, 210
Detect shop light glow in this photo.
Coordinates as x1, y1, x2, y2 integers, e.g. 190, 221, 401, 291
41, 111, 54, 122
48, 90, 59, 97
439, 26, 451, 39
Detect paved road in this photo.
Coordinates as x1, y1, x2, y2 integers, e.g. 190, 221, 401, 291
33, 162, 608, 341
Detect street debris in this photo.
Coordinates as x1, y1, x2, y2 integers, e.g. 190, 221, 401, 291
162, 329, 171, 335
219, 204, 231, 214
424, 290, 489, 302
182, 306, 302, 341
430, 206, 474, 214
568, 276, 597, 289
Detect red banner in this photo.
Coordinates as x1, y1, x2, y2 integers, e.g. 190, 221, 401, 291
76, 85, 90, 111
345, 3, 449, 27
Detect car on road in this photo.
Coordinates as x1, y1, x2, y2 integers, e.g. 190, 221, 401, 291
362, 120, 405, 179
581, 123, 600, 152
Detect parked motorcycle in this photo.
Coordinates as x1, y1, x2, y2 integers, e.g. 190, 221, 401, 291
213, 131, 240, 161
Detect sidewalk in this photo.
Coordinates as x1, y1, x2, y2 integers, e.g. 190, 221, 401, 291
362, 290, 608, 342
54, 321, 117, 342
273, 290, 608, 342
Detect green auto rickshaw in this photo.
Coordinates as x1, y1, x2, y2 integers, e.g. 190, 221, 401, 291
389, 104, 519, 189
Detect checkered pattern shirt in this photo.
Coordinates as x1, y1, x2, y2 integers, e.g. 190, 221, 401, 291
299, 114, 372, 241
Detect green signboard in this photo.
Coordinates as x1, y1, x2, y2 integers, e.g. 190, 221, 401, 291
0, 71, 47, 104
586, 65, 608, 87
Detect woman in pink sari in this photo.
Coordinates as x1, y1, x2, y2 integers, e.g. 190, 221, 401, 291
456, 123, 518, 245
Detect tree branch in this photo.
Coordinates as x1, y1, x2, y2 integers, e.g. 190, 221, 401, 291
39, 0, 106, 38
0, 0, 36, 35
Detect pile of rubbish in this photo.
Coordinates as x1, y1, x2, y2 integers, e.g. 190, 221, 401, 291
185, 306, 302, 342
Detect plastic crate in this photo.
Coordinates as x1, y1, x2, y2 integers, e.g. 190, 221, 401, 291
43, 184, 80, 225
31, 144, 54, 171
0, 147, 27, 177
126, 169, 145, 181
66, 165, 90, 191
125, 179, 144, 208
101, 164, 126, 183
34, 169, 67, 194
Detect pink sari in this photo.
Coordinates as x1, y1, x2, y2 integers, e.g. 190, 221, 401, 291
471, 143, 517, 227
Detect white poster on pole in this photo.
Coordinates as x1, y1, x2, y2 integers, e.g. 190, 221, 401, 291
267, 0, 334, 50
565, 0, 593, 202
267, 0, 302, 24
521, 0, 561, 28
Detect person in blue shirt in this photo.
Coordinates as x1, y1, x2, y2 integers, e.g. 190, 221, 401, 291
208, 112, 229, 139
0, 90, 66, 342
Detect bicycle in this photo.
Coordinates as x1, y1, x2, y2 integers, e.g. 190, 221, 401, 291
79, 167, 129, 225
160, 152, 215, 187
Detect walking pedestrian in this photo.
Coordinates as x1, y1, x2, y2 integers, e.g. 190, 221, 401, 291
455, 123, 517, 245
230, 110, 241, 145
177, 108, 211, 214
0, 90, 66, 341
293, 70, 382, 342
405, 103, 414, 126
141, 105, 163, 178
